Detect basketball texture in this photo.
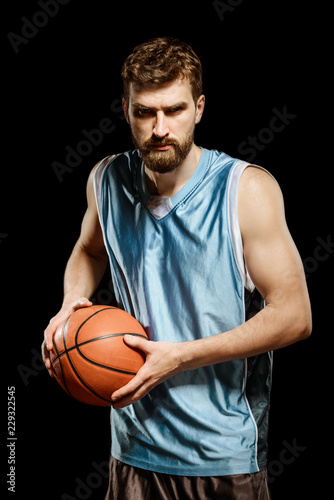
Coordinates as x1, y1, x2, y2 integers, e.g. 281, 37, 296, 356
50, 305, 148, 406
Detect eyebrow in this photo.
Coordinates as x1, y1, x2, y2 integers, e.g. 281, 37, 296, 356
131, 101, 189, 111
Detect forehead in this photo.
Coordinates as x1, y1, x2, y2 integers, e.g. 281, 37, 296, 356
129, 78, 193, 108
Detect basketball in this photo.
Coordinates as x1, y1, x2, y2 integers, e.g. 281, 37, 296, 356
50, 305, 148, 406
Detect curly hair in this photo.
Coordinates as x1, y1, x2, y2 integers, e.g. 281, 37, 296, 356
121, 37, 203, 103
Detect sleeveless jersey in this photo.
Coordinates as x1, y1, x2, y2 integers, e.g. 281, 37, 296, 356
93, 147, 272, 476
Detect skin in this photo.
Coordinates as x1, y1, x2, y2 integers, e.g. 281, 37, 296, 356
42, 78, 312, 409
123, 79, 205, 195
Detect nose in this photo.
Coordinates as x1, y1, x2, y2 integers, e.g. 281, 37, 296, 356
152, 111, 170, 138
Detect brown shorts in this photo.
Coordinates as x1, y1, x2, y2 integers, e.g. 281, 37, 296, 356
105, 455, 271, 500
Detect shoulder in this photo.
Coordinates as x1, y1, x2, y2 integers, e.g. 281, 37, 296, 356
238, 165, 286, 237
86, 160, 103, 201
87, 154, 120, 195
239, 165, 281, 197
239, 165, 284, 209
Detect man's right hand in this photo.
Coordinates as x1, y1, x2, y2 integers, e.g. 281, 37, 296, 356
42, 297, 93, 377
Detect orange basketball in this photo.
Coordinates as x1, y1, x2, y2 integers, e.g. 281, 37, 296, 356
50, 305, 148, 406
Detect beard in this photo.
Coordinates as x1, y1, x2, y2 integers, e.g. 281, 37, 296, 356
131, 129, 195, 174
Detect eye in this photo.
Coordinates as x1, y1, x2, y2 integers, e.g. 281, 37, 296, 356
137, 108, 153, 117
169, 106, 183, 114
165, 105, 187, 116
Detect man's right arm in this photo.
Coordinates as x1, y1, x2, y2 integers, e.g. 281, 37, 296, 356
42, 163, 109, 376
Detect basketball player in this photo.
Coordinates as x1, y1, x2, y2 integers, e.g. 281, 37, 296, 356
42, 38, 312, 499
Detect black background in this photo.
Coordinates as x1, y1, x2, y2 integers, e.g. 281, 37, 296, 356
3, 1, 331, 498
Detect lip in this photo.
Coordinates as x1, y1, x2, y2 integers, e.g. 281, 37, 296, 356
150, 144, 173, 151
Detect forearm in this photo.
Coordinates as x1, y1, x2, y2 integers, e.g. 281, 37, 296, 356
179, 301, 311, 371
62, 240, 108, 306
110, 301, 310, 408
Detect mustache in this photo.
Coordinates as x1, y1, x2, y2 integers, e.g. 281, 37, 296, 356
144, 136, 178, 148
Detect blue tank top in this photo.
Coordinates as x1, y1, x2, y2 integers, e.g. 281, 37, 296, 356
93, 147, 272, 476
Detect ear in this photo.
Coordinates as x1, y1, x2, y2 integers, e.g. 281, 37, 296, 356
122, 97, 130, 124
195, 94, 205, 124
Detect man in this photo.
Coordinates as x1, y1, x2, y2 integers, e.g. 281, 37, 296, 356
42, 37, 312, 499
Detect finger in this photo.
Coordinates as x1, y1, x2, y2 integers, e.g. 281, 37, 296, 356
123, 334, 149, 352
44, 299, 92, 350
43, 327, 54, 351
73, 297, 93, 310
112, 393, 142, 409
111, 372, 145, 402
46, 360, 55, 377
44, 321, 60, 351
41, 340, 55, 377
43, 299, 93, 375
112, 383, 151, 409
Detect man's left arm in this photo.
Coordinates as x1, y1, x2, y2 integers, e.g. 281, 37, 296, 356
111, 166, 312, 408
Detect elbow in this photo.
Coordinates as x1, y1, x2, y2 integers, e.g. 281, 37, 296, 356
280, 288, 313, 343
297, 318, 312, 341
291, 309, 312, 342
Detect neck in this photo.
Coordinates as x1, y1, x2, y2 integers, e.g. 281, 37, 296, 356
145, 144, 202, 198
